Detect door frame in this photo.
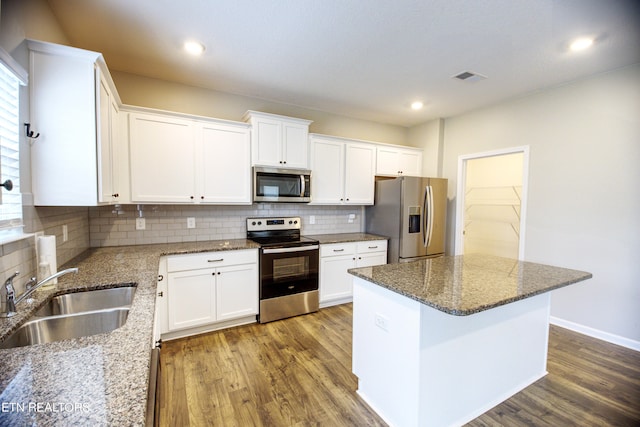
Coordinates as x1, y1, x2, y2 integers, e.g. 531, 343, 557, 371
455, 146, 530, 259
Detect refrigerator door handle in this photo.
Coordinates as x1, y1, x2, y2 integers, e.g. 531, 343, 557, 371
427, 185, 434, 248
423, 185, 434, 248
422, 185, 429, 247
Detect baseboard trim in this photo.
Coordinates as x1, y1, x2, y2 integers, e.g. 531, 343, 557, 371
550, 316, 640, 352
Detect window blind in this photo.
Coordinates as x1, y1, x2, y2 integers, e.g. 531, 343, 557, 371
0, 60, 23, 230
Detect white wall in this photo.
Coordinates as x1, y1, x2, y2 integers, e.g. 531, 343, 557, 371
111, 71, 409, 146
441, 64, 640, 346
407, 118, 443, 176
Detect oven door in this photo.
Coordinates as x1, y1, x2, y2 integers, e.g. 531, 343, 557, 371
253, 167, 311, 203
260, 245, 319, 299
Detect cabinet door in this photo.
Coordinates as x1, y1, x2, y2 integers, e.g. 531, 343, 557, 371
167, 269, 216, 330
320, 254, 355, 303
216, 263, 259, 321
97, 73, 114, 203
129, 113, 196, 203
252, 117, 282, 166
282, 121, 309, 168
398, 150, 423, 177
376, 146, 400, 175
310, 138, 344, 204
200, 123, 251, 204
344, 143, 375, 204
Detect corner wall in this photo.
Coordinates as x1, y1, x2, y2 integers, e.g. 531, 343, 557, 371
440, 64, 640, 347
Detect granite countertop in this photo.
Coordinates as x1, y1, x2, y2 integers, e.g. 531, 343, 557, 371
0, 239, 259, 427
348, 254, 592, 315
311, 232, 388, 244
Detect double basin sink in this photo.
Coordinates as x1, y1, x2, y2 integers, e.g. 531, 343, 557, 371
0, 286, 136, 350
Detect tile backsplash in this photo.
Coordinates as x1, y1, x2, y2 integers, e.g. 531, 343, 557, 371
0, 203, 363, 294
89, 204, 364, 247
0, 206, 90, 295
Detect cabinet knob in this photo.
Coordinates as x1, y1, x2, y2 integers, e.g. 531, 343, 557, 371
190, 196, 194, 199
201, 196, 204, 200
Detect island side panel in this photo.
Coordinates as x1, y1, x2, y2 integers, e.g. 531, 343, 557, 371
418, 293, 551, 427
352, 277, 422, 427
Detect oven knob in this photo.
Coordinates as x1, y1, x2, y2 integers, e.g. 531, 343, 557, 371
252, 221, 256, 226
289, 220, 293, 224
294, 220, 298, 224
258, 221, 262, 225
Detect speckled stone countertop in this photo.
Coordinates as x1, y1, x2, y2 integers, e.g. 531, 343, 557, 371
0, 239, 258, 427
310, 232, 388, 244
348, 254, 592, 316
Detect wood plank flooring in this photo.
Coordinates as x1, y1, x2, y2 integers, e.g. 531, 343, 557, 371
159, 304, 640, 426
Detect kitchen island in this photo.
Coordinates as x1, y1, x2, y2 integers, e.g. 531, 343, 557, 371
348, 254, 592, 427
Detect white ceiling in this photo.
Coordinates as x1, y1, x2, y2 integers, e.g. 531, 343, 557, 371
47, 0, 640, 127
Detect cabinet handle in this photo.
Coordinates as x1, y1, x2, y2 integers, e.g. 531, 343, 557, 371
208, 259, 224, 263
158, 274, 164, 282
157, 291, 164, 297
333, 249, 344, 252
368, 246, 378, 249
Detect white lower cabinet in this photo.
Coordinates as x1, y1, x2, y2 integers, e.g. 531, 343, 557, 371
319, 240, 387, 307
159, 249, 258, 339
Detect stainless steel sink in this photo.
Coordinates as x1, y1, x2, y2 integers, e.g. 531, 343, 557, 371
0, 308, 130, 349
35, 286, 136, 316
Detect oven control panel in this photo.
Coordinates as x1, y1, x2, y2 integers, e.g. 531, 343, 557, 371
247, 217, 301, 231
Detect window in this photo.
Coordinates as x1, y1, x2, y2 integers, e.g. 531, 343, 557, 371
0, 48, 27, 236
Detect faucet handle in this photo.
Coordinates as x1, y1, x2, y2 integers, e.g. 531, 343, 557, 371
4, 271, 19, 287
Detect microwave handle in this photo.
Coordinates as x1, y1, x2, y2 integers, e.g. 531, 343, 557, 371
300, 174, 306, 197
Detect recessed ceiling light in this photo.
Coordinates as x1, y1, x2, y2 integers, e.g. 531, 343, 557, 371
184, 40, 205, 56
411, 101, 424, 110
569, 37, 594, 52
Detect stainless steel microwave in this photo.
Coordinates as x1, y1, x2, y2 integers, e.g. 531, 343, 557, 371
253, 167, 311, 203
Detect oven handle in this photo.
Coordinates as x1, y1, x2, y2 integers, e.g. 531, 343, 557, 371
263, 245, 319, 254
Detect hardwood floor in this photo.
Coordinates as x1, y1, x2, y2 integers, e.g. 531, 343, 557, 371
159, 304, 640, 426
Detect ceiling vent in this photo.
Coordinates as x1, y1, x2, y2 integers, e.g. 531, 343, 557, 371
452, 71, 487, 82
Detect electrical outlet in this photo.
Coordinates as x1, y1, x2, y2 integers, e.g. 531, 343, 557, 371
309, 215, 315, 225
348, 213, 356, 223
62, 225, 68, 242
135, 218, 146, 230
187, 217, 196, 229
374, 313, 389, 331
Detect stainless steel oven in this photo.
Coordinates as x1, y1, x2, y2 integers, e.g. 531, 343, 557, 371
253, 167, 311, 203
247, 217, 319, 323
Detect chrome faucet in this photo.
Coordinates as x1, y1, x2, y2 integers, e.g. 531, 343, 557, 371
0, 268, 79, 318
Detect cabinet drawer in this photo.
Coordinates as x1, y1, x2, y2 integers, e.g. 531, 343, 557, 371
356, 240, 388, 254
166, 249, 258, 272
320, 243, 356, 257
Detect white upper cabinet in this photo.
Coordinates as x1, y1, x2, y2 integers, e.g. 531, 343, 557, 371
376, 145, 423, 177
29, 40, 125, 205
243, 111, 312, 169
129, 109, 251, 204
129, 113, 196, 203
199, 121, 251, 204
310, 134, 376, 205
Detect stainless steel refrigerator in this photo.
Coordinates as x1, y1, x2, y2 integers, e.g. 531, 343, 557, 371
365, 176, 448, 263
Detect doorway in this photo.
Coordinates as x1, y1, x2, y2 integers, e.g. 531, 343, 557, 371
455, 146, 529, 259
